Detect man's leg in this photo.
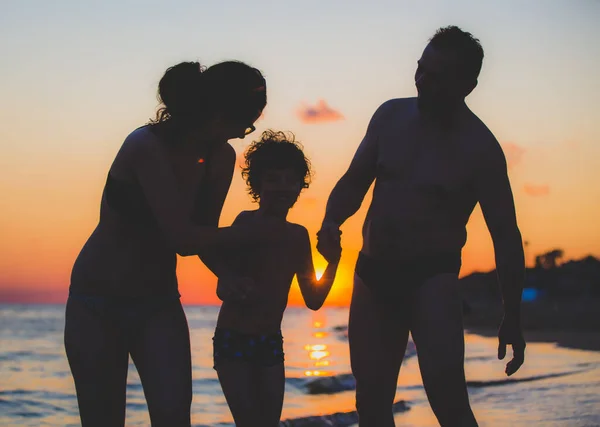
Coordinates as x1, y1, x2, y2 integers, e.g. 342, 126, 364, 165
349, 274, 410, 427
410, 273, 478, 427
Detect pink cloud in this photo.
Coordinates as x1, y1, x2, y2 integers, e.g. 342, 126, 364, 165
524, 183, 550, 197
297, 100, 344, 124
500, 142, 526, 169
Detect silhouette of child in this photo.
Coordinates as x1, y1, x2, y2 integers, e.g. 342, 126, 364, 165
213, 130, 341, 427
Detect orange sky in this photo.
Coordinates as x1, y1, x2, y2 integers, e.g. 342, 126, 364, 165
1, 1, 599, 305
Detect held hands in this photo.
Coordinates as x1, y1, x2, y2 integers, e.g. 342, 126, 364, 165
217, 273, 255, 303
317, 220, 342, 263
497, 312, 526, 376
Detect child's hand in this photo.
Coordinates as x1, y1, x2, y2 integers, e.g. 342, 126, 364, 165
217, 274, 255, 302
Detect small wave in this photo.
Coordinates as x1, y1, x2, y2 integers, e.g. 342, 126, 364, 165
466, 369, 589, 388
299, 342, 416, 395
279, 400, 410, 426
192, 378, 222, 387
0, 351, 61, 362
305, 373, 357, 395
465, 355, 495, 362
0, 389, 73, 401
0, 396, 70, 416
125, 402, 148, 411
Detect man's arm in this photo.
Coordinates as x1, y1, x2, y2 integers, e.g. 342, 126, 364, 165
475, 139, 525, 317
476, 137, 527, 376
322, 102, 388, 227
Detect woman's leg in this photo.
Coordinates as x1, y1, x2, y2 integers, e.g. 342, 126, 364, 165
64, 297, 129, 427
129, 300, 192, 427
349, 274, 411, 427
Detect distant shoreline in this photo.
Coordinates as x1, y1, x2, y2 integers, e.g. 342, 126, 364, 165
467, 327, 600, 352
462, 296, 600, 352
459, 257, 600, 353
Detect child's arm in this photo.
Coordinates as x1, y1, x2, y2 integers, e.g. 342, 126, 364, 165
296, 226, 341, 311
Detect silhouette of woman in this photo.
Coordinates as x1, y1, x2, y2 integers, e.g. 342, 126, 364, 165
64, 60, 271, 427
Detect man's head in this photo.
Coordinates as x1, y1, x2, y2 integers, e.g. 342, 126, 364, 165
415, 26, 484, 115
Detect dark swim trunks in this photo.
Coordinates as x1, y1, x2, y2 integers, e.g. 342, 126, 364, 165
355, 251, 462, 300
212, 328, 285, 369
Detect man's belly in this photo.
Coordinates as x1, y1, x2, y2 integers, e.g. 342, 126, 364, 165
362, 189, 468, 259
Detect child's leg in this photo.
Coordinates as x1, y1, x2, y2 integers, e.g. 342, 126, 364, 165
217, 361, 260, 427
256, 363, 285, 427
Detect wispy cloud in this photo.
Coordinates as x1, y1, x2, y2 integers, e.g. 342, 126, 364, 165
524, 183, 550, 196
500, 142, 526, 169
297, 100, 344, 124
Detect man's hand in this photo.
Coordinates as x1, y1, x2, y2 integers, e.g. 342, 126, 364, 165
317, 221, 342, 262
497, 313, 526, 376
216, 273, 255, 303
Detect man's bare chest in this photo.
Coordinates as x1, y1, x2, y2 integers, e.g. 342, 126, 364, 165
376, 122, 474, 194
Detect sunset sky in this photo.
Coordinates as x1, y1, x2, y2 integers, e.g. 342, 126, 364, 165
1, 1, 599, 306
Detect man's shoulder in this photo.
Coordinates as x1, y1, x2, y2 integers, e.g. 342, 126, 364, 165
462, 111, 500, 150
374, 97, 416, 117
463, 113, 506, 169
369, 98, 416, 130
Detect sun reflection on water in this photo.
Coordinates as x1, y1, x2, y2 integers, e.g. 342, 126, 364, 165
304, 314, 333, 377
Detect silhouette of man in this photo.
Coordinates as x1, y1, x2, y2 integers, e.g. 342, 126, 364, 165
317, 26, 526, 427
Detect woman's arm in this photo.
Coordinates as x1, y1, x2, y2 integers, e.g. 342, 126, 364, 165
296, 226, 340, 311
124, 129, 279, 255
192, 143, 237, 277
213, 211, 254, 301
